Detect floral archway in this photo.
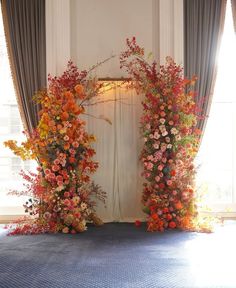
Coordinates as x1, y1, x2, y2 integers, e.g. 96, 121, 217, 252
5, 38, 208, 235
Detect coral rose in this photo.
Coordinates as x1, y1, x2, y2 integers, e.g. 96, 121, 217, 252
169, 221, 176, 229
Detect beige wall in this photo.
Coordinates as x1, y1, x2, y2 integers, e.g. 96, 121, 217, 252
46, 0, 184, 77
70, 0, 153, 77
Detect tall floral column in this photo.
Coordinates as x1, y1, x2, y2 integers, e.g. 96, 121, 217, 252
120, 38, 204, 232
5, 62, 106, 234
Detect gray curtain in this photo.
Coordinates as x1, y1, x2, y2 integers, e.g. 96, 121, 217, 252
1, 0, 46, 133
232, 0, 236, 32
184, 0, 227, 132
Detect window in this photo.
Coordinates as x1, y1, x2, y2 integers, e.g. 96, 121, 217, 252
196, 1, 236, 213
10, 105, 22, 134
0, 7, 35, 215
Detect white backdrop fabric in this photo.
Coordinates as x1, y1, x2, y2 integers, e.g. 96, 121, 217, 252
84, 84, 145, 222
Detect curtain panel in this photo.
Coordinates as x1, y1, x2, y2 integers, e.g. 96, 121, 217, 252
184, 0, 227, 133
232, 0, 236, 32
84, 84, 145, 222
1, 0, 46, 133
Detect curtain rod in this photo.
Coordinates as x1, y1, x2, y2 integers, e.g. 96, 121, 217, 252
98, 77, 131, 81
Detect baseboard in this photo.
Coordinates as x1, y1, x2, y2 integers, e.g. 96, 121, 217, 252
199, 211, 236, 221
0, 216, 147, 225
0, 215, 24, 224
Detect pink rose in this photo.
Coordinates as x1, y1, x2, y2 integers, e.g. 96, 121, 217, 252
54, 159, 60, 165
62, 227, 69, 233
167, 180, 172, 186
147, 162, 154, 171
69, 149, 76, 155
72, 141, 79, 148
64, 192, 70, 198
161, 145, 167, 152
145, 172, 151, 178
52, 165, 60, 172
147, 155, 153, 161
57, 181, 63, 187
64, 199, 70, 206
182, 192, 189, 200
162, 157, 167, 163
56, 175, 63, 182
45, 168, 51, 175
158, 164, 163, 171
153, 143, 159, 149
154, 132, 160, 139
49, 173, 55, 179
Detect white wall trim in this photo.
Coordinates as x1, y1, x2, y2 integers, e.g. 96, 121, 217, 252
156, 0, 183, 65
46, 0, 71, 76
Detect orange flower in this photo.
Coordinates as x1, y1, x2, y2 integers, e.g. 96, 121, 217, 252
75, 84, 84, 95
170, 170, 176, 176
175, 201, 183, 210
194, 128, 202, 135
180, 216, 191, 229
64, 91, 74, 99
69, 157, 76, 164
163, 207, 169, 213
151, 213, 159, 220
64, 143, 70, 150
61, 111, 69, 121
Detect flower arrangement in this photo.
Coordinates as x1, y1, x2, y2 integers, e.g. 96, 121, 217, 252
4, 61, 107, 234
120, 37, 208, 232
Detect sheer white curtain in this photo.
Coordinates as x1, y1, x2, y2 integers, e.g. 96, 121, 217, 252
85, 84, 145, 222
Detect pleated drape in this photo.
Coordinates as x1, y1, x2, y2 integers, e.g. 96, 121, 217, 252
1, 0, 46, 133
84, 84, 145, 222
184, 0, 227, 133
232, 0, 236, 32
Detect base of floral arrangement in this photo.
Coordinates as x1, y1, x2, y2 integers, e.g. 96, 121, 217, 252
6, 212, 104, 235
88, 213, 104, 226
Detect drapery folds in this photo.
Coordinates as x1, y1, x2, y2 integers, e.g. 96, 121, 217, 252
184, 0, 227, 133
1, 0, 46, 133
232, 0, 236, 32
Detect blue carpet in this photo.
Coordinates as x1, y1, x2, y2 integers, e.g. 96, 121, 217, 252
0, 223, 236, 288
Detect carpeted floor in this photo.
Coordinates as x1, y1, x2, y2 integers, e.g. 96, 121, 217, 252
0, 222, 236, 288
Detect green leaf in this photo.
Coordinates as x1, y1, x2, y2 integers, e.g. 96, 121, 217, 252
143, 206, 150, 214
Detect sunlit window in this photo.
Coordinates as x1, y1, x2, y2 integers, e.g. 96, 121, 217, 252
196, 1, 236, 212
0, 9, 35, 215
